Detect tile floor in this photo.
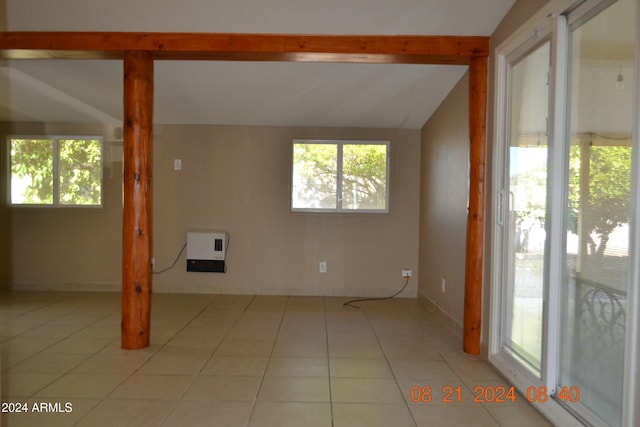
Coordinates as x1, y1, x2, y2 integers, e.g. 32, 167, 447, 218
0, 291, 553, 426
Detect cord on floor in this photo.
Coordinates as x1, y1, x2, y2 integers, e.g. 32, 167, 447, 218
343, 277, 410, 309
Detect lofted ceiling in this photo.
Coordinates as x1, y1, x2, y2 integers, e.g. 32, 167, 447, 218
0, 0, 517, 129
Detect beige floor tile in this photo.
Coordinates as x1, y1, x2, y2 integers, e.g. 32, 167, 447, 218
138, 348, 211, 375
379, 338, 443, 360
162, 401, 253, 426
1, 351, 44, 371
225, 327, 279, 342
328, 342, 385, 359
10, 352, 91, 374
0, 320, 44, 337
19, 324, 86, 338
271, 340, 328, 358
214, 340, 274, 357
265, 357, 329, 377
109, 373, 194, 400
485, 404, 554, 426
283, 309, 325, 318
285, 296, 326, 310
387, 359, 457, 380
248, 402, 332, 427
258, 376, 330, 402
327, 328, 378, 343
168, 326, 228, 342
208, 295, 254, 310
44, 336, 116, 354
196, 307, 245, 320
1, 372, 62, 398
374, 327, 427, 343
329, 358, 393, 378
437, 344, 483, 362
410, 404, 500, 427
72, 348, 157, 374
0, 292, 564, 427
71, 325, 120, 340
276, 328, 327, 342
235, 314, 283, 327
331, 378, 404, 404
0, 398, 98, 427
201, 355, 269, 376
187, 314, 240, 329
75, 398, 174, 427
36, 373, 129, 399
162, 337, 223, 352
181, 375, 262, 401
246, 296, 289, 310
2, 336, 60, 354
332, 403, 416, 427
447, 360, 503, 381
325, 317, 371, 330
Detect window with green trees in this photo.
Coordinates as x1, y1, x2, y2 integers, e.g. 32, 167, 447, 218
291, 139, 389, 212
9, 136, 103, 207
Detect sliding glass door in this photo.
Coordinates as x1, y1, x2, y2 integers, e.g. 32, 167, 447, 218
492, 0, 638, 426
502, 40, 551, 376
559, 0, 635, 425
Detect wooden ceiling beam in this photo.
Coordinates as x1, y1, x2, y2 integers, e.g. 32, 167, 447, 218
0, 30, 490, 356
0, 32, 488, 64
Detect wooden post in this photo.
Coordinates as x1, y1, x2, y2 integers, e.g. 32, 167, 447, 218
122, 51, 153, 350
464, 55, 488, 355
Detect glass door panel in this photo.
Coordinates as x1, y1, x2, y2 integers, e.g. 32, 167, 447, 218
560, 0, 636, 425
503, 41, 551, 375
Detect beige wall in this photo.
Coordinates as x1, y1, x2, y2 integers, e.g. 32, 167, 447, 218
0, 0, 9, 290
1, 122, 124, 290
417, 73, 469, 334
3, 122, 421, 296
152, 125, 420, 296
0, 119, 10, 291
416, 0, 550, 347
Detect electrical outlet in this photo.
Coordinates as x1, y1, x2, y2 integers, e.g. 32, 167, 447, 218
174, 159, 182, 171
401, 269, 412, 278
319, 261, 327, 273
441, 278, 446, 294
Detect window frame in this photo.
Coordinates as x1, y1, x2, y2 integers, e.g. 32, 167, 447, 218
290, 138, 390, 214
7, 135, 105, 208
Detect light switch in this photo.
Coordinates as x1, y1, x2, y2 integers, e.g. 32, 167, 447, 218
174, 159, 182, 171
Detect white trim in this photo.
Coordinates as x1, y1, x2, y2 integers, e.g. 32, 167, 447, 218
544, 11, 570, 398
622, 1, 640, 425
490, 32, 553, 377
489, 48, 507, 359
493, 0, 584, 58
491, 352, 585, 427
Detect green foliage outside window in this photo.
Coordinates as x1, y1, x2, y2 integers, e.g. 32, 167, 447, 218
292, 140, 389, 212
10, 139, 54, 204
567, 143, 631, 256
10, 137, 103, 206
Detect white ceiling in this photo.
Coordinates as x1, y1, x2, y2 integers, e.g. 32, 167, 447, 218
1, 0, 517, 129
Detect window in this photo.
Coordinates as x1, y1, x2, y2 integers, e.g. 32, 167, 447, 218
291, 139, 389, 213
9, 136, 103, 207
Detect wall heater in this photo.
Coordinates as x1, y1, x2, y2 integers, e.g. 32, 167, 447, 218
186, 230, 227, 273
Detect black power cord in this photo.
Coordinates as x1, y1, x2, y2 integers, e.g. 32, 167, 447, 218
153, 242, 187, 274
343, 276, 411, 308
